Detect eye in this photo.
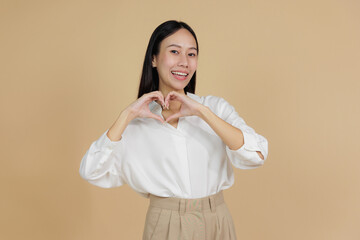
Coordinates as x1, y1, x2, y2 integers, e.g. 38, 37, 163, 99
171, 50, 178, 54
189, 53, 197, 57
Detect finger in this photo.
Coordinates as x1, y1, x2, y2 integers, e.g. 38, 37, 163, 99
156, 92, 166, 108
148, 92, 166, 108
148, 113, 165, 123
156, 90, 165, 101
144, 92, 159, 103
165, 91, 180, 108
165, 112, 182, 123
164, 91, 173, 105
152, 91, 166, 108
164, 91, 174, 103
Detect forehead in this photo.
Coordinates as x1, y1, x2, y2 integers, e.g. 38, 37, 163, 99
160, 28, 197, 50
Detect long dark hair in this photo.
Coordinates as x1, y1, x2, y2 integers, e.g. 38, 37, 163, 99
137, 20, 199, 98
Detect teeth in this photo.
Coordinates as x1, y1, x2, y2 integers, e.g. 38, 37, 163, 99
172, 71, 188, 76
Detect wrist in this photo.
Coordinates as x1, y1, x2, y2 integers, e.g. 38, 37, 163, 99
196, 105, 211, 119
119, 108, 135, 123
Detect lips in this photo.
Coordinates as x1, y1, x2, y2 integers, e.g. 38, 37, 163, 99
171, 71, 188, 81
171, 71, 189, 76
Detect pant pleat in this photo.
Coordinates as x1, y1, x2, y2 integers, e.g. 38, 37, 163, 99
218, 209, 228, 240
168, 210, 180, 240
142, 191, 237, 240
151, 209, 171, 240
227, 213, 237, 240
203, 211, 217, 239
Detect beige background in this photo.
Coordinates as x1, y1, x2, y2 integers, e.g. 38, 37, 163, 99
1, 0, 359, 239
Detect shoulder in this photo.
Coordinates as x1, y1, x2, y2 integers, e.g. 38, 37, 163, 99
186, 92, 234, 117
186, 92, 225, 105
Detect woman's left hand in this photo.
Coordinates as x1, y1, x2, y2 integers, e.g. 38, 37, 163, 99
164, 91, 205, 123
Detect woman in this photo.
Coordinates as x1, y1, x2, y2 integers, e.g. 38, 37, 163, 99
79, 20, 268, 240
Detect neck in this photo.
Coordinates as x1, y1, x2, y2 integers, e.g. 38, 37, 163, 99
157, 85, 186, 111
159, 87, 186, 97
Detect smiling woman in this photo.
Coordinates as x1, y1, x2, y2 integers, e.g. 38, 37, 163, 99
79, 20, 268, 240
151, 28, 198, 98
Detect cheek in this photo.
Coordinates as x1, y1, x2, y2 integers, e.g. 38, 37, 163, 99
161, 54, 175, 68
190, 59, 198, 70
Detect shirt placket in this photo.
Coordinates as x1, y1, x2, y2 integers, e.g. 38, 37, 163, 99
152, 102, 192, 197
170, 130, 192, 197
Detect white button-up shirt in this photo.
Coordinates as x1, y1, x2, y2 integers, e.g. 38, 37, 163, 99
79, 92, 268, 199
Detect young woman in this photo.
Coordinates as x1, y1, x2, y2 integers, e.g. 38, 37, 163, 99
80, 20, 268, 240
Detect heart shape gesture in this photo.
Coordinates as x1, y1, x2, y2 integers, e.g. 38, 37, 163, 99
126, 91, 167, 123
163, 91, 204, 123
125, 91, 204, 124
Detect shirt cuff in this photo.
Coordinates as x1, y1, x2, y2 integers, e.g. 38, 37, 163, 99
95, 129, 123, 151
225, 129, 265, 168
229, 129, 262, 153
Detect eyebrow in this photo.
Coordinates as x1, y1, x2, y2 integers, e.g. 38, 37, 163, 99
166, 44, 197, 51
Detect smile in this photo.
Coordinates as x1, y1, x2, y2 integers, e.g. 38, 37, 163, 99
171, 71, 189, 76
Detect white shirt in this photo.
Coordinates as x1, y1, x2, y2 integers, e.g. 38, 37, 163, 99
79, 92, 268, 199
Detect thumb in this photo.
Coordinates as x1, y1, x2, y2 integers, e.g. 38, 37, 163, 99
148, 113, 165, 123
165, 112, 182, 123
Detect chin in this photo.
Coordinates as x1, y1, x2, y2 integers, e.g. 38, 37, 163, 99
174, 83, 190, 91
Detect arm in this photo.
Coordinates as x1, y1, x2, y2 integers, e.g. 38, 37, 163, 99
197, 96, 268, 169
79, 91, 167, 187
162, 91, 268, 169
79, 110, 132, 188
198, 106, 264, 160
107, 108, 134, 141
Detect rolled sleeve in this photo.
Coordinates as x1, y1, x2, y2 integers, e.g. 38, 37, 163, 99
215, 97, 269, 169
79, 129, 126, 188
225, 130, 268, 169
95, 129, 123, 152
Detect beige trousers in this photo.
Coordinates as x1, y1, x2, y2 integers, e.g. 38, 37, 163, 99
142, 190, 237, 240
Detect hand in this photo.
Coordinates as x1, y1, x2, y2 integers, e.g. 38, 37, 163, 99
125, 91, 166, 123
164, 91, 204, 123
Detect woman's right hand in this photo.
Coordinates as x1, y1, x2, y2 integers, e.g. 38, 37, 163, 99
125, 91, 166, 123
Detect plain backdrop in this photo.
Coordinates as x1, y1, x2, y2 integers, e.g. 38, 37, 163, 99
1, 0, 359, 239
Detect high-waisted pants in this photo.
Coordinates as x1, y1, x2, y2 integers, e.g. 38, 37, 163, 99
142, 190, 237, 240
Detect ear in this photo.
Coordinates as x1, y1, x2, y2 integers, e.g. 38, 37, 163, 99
152, 55, 157, 68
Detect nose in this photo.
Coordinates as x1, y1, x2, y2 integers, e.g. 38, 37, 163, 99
178, 53, 188, 68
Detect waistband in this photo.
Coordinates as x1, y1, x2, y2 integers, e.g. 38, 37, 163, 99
148, 191, 224, 215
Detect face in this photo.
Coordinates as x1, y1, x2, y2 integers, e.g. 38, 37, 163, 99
152, 28, 198, 93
